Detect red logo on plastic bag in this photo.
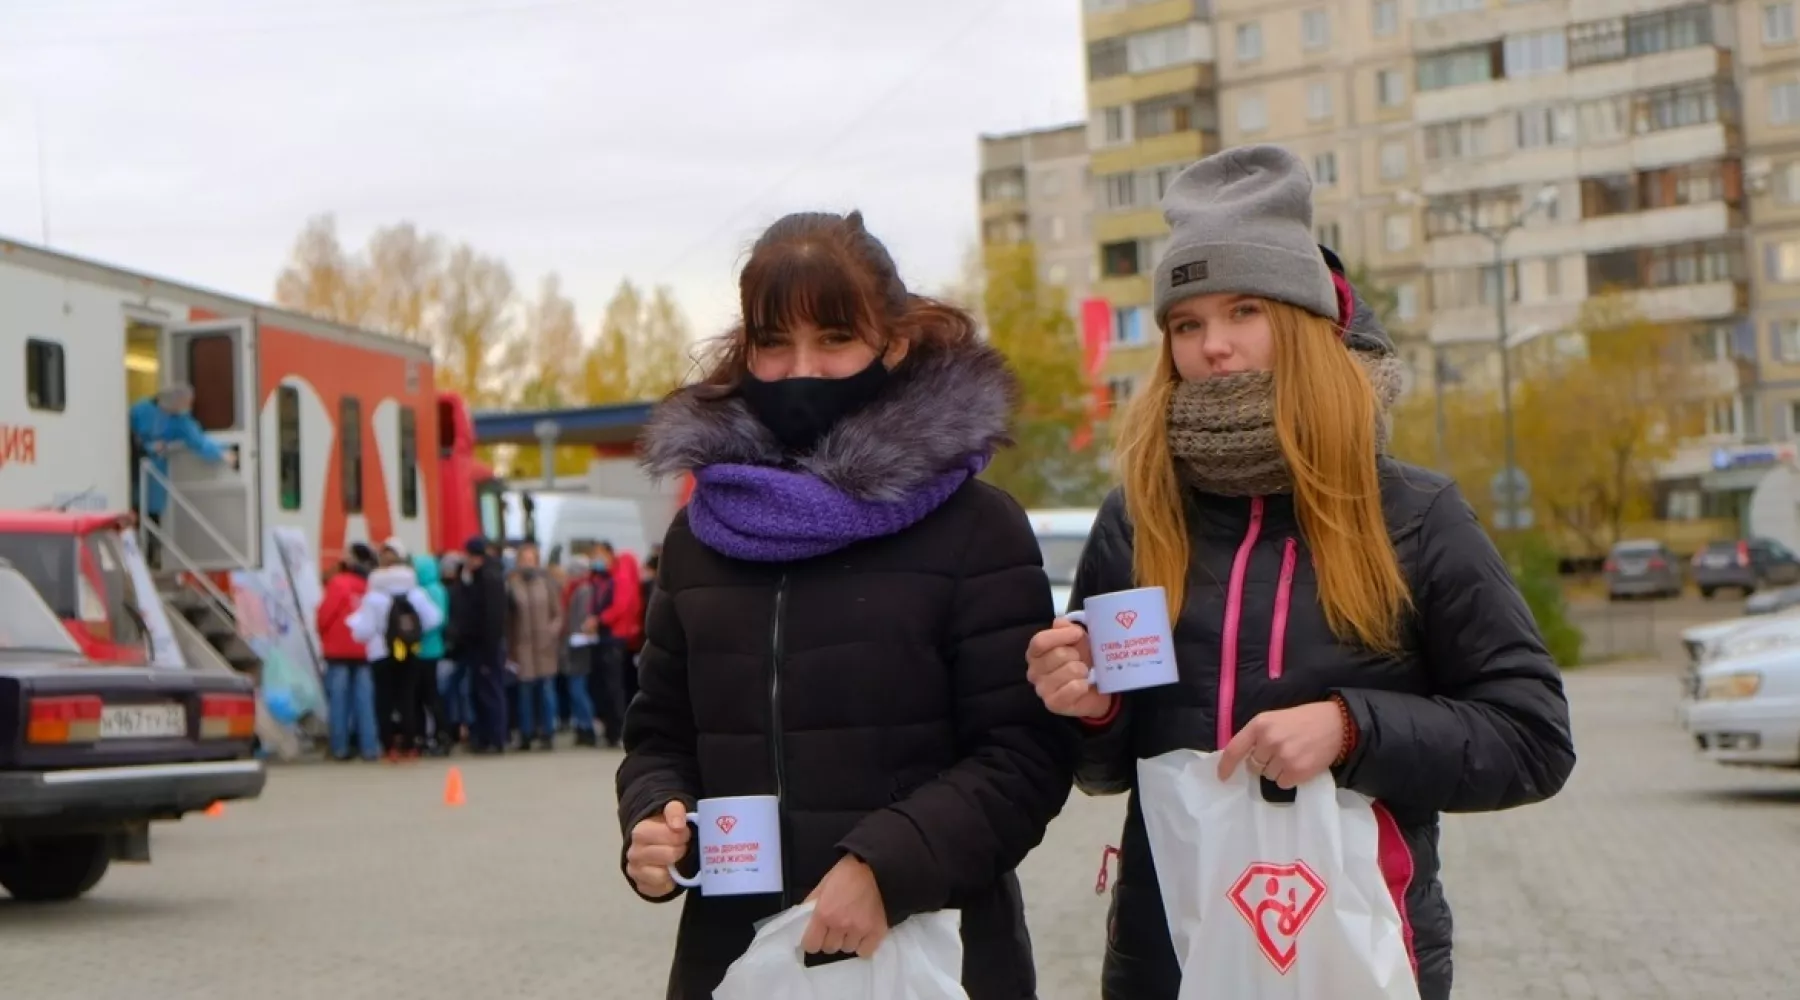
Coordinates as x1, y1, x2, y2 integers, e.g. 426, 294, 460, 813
1229, 861, 1327, 974
1114, 610, 1138, 629
716, 815, 737, 835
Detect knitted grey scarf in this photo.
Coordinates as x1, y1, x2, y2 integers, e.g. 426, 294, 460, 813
1167, 354, 1407, 497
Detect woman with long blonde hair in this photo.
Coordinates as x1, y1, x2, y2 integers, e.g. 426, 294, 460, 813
1025, 146, 1575, 1000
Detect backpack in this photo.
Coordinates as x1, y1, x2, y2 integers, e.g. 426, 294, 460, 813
385, 594, 425, 662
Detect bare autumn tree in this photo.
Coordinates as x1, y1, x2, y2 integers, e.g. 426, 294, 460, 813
433, 244, 519, 404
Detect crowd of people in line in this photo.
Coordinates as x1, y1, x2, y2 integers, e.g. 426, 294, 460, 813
312, 532, 656, 761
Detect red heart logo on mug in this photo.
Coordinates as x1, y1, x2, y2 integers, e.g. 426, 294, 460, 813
1115, 610, 1138, 629
716, 815, 737, 835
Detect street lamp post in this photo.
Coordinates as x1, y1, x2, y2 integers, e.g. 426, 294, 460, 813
1405, 184, 1558, 533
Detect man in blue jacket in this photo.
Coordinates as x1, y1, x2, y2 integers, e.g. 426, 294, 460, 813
128, 384, 232, 568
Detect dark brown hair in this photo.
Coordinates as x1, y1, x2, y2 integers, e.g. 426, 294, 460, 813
695, 210, 977, 393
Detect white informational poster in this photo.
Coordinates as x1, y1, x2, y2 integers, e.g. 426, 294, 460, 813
268, 527, 324, 659
117, 530, 187, 669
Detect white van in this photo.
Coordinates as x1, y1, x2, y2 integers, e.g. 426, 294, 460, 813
1027, 508, 1099, 614
501, 491, 653, 567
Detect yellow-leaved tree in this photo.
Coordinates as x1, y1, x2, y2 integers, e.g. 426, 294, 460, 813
977, 242, 1106, 508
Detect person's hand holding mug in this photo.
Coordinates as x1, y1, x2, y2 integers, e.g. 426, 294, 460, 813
1026, 619, 1113, 720
625, 800, 692, 897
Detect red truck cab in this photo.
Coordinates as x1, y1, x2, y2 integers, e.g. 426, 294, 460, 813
436, 391, 505, 550
0, 511, 154, 666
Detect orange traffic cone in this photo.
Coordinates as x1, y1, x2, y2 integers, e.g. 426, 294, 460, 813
204, 801, 226, 818
443, 767, 466, 808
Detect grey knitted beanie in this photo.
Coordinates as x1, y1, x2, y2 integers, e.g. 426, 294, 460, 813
1153, 144, 1339, 326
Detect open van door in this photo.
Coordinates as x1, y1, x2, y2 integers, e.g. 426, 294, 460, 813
159, 319, 261, 571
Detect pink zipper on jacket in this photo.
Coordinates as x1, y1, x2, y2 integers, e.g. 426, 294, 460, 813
1217, 497, 1265, 750
1269, 537, 1298, 680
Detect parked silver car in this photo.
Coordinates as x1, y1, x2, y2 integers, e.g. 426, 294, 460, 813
1604, 539, 1682, 600
1691, 538, 1800, 598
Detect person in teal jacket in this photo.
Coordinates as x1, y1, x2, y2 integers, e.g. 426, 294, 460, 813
412, 551, 452, 755
128, 384, 231, 569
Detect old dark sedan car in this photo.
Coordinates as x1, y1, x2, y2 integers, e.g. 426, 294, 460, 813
0, 559, 265, 902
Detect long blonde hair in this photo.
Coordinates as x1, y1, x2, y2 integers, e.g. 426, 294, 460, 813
1115, 299, 1411, 652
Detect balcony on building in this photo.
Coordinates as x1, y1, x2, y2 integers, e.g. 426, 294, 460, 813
1419, 73, 1741, 199
1421, 160, 1745, 271
1426, 236, 1746, 346
978, 165, 1027, 230
1084, 0, 1211, 43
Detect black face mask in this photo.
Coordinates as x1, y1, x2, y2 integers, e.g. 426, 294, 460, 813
738, 359, 891, 454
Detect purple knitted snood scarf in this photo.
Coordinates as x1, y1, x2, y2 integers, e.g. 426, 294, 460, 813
639, 346, 1018, 563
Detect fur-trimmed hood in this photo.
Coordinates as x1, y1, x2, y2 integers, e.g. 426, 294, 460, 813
641, 342, 1018, 503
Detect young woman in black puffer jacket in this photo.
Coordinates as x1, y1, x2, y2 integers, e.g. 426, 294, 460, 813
617, 210, 1077, 1000
1025, 145, 1576, 1000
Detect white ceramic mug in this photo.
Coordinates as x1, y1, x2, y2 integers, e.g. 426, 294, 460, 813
1066, 586, 1180, 695
668, 794, 784, 897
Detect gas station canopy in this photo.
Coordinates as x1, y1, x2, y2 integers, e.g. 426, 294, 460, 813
470, 401, 658, 451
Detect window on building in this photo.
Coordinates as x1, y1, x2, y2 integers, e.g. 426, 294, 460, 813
1426, 187, 1522, 235
399, 405, 419, 519
1709, 398, 1739, 436
1112, 306, 1149, 346
1127, 21, 1205, 73
276, 385, 301, 511
1101, 240, 1142, 277
1773, 81, 1800, 125
1773, 319, 1800, 360
1579, 94, 1631, 141
1626, 4, 1712, 57
1049, 216, 1067, 243
1101, 172, 1138, 211
1417, 42, 1502, 91
1302, 9, 1330, 48
1418, 0, 1482, 16
1237, 94, 1268, 133
1372, 0, 1399, 36
1768, 240, 1800, 282
1384, 214, 1413, 251
1581, 173, 1637, 217
339, 396, 363, 514
1317, 220, 1343, 250
1504, 29, 1567, 77
24, 339, 65, 413
1379, 140, 1409, 180
1307, 81, 1332, 121
1542, 257, 1562, 298
1569, 19, 1628, 66
1639, 160, 1742, 208
1088, 37, 1128, 80
980, 169, 1025, 203
1135, 93, 1200, 139
1236, 22, 1263, 62
187, 334, 237, 431
1093, 106, 1131, 146
1150, 163, 1184, 199
1423, 118, 1488, 161
1377, 69, 1407, 107
1776, 161, 1800, 204
1766, 3, 1797, 43
1516, 105, 1576, 149
1313, 151, 1339, 186
1636, 81, 1728, 133
1395, 283, 1419, 321
1691, 323, 1729, 361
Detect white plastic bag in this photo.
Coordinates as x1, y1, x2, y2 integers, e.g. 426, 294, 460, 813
714, 902, 968, 1000
1137, 750, 1420, 1000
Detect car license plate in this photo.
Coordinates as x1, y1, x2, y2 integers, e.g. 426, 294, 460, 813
1704, 554, 1732, 567
100, 704, 188, 739
1619, 560, 1648, 575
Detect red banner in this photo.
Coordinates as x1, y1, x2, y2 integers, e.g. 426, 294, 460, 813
1073, 298, 1113, 451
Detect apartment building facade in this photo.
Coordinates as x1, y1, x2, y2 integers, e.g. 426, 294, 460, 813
977, 123, 1096, 314
1082, 0, 1220, 407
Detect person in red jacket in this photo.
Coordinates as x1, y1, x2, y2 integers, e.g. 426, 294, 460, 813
318, 542, 379, 761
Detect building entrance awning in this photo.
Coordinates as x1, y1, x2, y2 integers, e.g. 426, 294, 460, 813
471, 401, 657, 450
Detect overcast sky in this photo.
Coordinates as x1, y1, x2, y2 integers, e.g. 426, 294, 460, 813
0, 0, 1085, 340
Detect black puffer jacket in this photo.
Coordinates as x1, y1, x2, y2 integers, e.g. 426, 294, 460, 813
616, 345, 1078, 1000
1076, 462, 1575, 1000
